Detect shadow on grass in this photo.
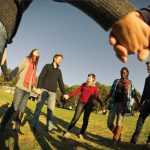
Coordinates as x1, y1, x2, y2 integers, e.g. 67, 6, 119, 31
49, 111, 149, 150
85, 132, 147, 150
24, 107, 100, 150
0, 103, 10, 118
0, 104, 149, 150
0, 104, 19, 150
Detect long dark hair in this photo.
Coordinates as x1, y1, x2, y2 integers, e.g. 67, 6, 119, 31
28, 49, 39, 66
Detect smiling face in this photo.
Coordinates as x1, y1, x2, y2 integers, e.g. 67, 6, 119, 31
121, 69, 128, 80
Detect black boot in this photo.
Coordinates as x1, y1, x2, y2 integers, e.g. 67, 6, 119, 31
0, 104, 15, 131
15, 112, 24, 135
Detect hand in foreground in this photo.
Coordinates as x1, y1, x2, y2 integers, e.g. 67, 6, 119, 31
109, 12, 150, 63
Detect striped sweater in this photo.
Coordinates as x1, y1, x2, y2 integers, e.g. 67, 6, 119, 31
0, 0, 32, 43
55, 0, 135, 30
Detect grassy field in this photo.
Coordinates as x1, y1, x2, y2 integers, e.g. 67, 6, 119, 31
0, 89, 149, 150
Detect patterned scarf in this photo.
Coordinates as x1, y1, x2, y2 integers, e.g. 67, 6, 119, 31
23, 58, 36, 88
119, 79, 131, 95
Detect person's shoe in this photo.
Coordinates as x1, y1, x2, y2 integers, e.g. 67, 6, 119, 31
79, 134, 84, 139
64, 132, 71, 138
32, 127, 37, 133
48, 129, 55, 134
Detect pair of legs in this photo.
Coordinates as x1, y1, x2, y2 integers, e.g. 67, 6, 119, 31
130, 101, 150, 144
107, 102, 124, 142
67, 102, 93, 135
33, 89, 56, 131
0, 87, 30, 133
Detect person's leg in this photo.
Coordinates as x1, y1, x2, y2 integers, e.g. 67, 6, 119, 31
15, 91, 30, 134
80, 102, 93, 136
113, 103, 124, 142
130, 102, 149, 144
0, 104, 15, 130
64, 102, 85, 138
0, 87, 25, 130
147, 133, 150, 144
33, 90, 49, 130
67, 102, 85, 132
47, 91, 56, 131
107, 103, 117, 133
147, 102, 150, 144
113, 112, 124, 142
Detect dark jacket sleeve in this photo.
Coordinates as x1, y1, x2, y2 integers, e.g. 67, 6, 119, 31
17, 0, 33, 13
58, 69, 65, 94
54, 0, 135, 30
139, 6, 150, 26
140, 78, 147, 105
37, 64, 48, 89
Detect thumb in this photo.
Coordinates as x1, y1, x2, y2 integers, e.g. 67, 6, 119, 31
109, 31, 117, 45
137, 49, 149, 61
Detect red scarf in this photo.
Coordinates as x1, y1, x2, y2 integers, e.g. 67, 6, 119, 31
23, 58, 36, 88
119, 79, 131, 94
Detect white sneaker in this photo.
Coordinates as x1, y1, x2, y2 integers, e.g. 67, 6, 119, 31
79, 134, 84, 139
64, 132, 71, 138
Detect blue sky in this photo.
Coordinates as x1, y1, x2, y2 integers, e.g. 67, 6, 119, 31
6, 0, 149, 94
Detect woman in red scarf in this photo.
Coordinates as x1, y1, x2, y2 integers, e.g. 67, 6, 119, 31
104, 67, 140, 144
0, 49, 40, 134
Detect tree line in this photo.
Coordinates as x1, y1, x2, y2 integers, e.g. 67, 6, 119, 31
0, 70, 141, 113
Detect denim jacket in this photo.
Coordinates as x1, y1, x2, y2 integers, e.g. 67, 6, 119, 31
108, 79, 137, 113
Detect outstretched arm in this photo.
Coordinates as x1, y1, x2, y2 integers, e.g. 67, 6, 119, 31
110, 11, 150, 62
55, 0, 135, 30
55, 1, 150, 63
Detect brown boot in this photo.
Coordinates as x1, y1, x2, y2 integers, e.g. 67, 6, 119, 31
113, 126, 123, 144
15, 112, 24, 135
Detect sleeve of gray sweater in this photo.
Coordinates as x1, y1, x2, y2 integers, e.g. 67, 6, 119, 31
54, 0, 135, 30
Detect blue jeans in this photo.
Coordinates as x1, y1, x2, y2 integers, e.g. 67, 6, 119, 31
33, 89, 56, 130
13, 87, 30, 112
0, 87, 30, 127
0, 22, 7, 65
107, 102, 124, 130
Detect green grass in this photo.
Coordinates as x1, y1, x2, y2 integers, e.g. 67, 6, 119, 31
0, 89, 149, 150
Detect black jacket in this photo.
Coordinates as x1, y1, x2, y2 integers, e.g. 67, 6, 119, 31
140, 75, 150, 104
37, 63, 65, 94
